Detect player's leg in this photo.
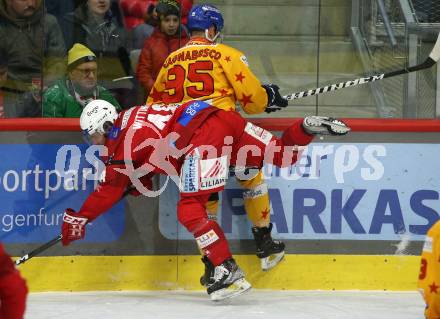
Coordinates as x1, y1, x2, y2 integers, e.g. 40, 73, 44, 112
237, 170, 285, 271
0, 246, 28, 319
177, 194, 251, 300
200, 192, 218, 287
178, 113, 253, 300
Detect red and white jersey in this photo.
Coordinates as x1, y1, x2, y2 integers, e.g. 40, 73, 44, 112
418, 220, 440, 319
0, 244, 14, 276
78, 101, 220, 221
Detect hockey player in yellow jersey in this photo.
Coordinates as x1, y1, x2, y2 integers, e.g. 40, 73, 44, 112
147, 3, 290, 285
418, 220, 440, 319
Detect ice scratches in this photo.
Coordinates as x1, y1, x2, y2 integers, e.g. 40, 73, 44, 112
27, 291, 423, 319
393, 232, 412, 255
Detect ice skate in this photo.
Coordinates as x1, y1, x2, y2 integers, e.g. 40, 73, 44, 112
200, 255, 215, 287
207, 258, 251, 301
302, 116, 350, 135
252, 223, 285, 271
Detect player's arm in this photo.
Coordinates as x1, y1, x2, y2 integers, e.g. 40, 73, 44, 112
61, 163, 131, 246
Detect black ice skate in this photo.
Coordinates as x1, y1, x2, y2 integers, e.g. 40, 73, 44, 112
207, 258, 251, 301
302, 116, 350, 135
200, 255, 215, 287
252, 223, 285, 271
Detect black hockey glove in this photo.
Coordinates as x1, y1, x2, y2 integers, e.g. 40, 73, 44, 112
262, 84, 289, 113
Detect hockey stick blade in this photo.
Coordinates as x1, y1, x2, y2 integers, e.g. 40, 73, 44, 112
284, 32, 440, 101
429, 33, 440, 62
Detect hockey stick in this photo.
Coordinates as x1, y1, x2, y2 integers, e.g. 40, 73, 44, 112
15, 187, 134, 266
283, 33, 440, 101
15, 235, 62, 266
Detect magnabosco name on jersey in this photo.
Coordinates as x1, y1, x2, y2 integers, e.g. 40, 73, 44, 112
163, 48, 222, 68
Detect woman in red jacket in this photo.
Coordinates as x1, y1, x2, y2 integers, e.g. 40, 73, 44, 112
120, 0, 193, 30
136, 0, 189, 98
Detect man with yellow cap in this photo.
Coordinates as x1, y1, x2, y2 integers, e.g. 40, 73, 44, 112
42, 44, 120, 117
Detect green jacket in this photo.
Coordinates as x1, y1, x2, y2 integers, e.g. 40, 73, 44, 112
42, 79, 120, 118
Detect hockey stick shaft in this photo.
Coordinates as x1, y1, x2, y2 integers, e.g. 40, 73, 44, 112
284, 33, 440, 101
15, 187, 134, 266
15, 235, 62, 266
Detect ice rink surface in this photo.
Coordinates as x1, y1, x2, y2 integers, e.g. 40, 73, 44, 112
27, 290, 424, 319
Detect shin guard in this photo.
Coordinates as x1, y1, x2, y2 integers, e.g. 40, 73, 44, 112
194, 220, 232, 266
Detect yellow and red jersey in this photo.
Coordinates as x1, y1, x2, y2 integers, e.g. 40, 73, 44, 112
418, 220, 440, 319
147, 37, 268, 114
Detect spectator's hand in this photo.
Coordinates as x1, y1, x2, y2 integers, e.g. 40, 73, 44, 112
61, 209, 88, 246
263, 84, 288, 113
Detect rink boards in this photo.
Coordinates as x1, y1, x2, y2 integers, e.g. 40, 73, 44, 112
18, 254, 420, 292
0, 120, 438, 292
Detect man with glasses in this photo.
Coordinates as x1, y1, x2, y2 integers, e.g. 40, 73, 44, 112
43, 43, 120, 117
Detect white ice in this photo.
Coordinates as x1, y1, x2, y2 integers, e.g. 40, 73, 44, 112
26, 290, 424, 319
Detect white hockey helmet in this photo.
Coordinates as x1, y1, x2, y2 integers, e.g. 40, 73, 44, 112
80, 99, 118, 136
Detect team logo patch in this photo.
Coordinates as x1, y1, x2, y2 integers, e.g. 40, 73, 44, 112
196, 229, 220, 249
200, 156, 228, 190
244, 122, 273, 145
242, 183, 268, 199
121, 107, 135, 130
240, 55, 249, 66
423, 236, 433, 253
179, 151, 200, 193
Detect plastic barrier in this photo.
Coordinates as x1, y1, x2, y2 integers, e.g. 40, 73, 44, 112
0, 118, 438, 292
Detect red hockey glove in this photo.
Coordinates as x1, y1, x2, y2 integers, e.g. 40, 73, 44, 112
61, 208, 88, 246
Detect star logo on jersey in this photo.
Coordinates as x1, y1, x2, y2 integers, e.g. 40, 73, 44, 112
224, 56, 231, 62
430, 282, 439, 293
220, 88, 228, 96
150, 88, 163, 102
235, 72, 245, 83
239, 93, 253, 107
261, 208, 270, 220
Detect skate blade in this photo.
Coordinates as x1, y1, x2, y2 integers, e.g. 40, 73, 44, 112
261, 251, 285, 271
321, 119, 351, 135
210, 278, 252, 301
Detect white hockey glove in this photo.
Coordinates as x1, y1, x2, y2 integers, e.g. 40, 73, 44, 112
302, 116, 350, 135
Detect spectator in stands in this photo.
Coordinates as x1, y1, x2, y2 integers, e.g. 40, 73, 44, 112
0, 48, 9, 118
120, 0, 156, 30
43, 43, 120, 117
0, 45, 43, 117
121, 0, 192, 29
131, 2, 157, 49
45, 0, 75, 25
61, 0, 134, 107
0, 0, 65, 115
136, 0, 189, 98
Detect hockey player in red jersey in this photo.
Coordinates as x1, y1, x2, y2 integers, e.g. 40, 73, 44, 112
61, 99, 349, 300
418, 220, 440, 318
0, 244, 28, 318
